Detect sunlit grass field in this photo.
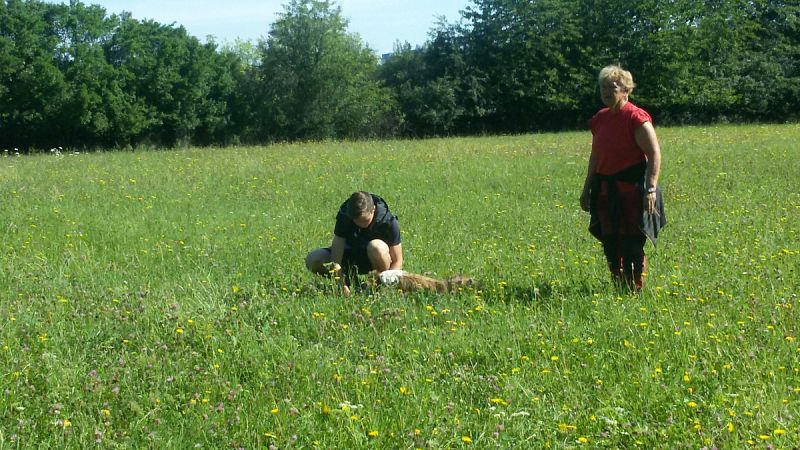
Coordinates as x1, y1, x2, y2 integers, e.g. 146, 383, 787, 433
1, 124, 798, 448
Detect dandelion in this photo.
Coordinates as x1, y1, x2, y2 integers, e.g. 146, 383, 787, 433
558, 423, 577, 432
462, 436, 473, 443
368, 430, 379, 437
687, 401, 698, 408
578, 437, 589, 444
399, 386, 409, 395
774, 429, 786, 436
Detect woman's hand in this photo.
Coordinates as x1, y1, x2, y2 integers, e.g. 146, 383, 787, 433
580, 190, 591, 212
644, 191, 656, 214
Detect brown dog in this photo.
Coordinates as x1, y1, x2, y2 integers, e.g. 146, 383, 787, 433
376, 270, 479, 293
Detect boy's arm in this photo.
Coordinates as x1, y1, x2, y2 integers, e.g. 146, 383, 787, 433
389, 243, 403, 270
330, 235, 346, 270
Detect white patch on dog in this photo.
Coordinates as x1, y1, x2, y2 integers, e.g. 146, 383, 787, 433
378, 269, 406, 286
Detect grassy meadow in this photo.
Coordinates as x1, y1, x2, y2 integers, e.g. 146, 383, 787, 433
1, 124, 798, 448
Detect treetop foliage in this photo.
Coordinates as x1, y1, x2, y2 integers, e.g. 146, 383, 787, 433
1, 0, 797, 151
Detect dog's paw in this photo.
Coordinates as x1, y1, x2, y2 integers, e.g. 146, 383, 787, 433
378, 269, 406, 286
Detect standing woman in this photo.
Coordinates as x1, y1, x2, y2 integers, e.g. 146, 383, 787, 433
580, 65, 666, 290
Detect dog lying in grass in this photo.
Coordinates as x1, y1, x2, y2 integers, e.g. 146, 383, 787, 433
322, 263, 478, 295
375, 269, 479, 293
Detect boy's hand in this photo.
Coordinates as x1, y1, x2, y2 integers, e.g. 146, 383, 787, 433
324, 262, 342, 275
324, 262, 351, 295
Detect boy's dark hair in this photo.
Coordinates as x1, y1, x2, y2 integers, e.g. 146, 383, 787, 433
346, 191, 375, 219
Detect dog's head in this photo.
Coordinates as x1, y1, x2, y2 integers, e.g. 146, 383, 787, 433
445, 275, 480, 292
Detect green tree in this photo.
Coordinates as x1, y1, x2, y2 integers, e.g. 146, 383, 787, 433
219, 39, 263, 144
257, 0, 399, 141
0, 0, 69, 150
55, 1, 124, 148
105, 15, 235, 147
577, 0, 799, 124
380, 28, 490, 137
462, 0, 589, 131
734, 0, 799, 121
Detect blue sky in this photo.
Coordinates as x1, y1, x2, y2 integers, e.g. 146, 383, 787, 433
59, 0, 470, 55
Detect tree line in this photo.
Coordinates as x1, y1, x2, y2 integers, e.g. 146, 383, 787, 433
1, 0, 797, 151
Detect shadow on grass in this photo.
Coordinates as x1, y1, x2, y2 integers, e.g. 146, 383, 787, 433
497, 278, 606, 303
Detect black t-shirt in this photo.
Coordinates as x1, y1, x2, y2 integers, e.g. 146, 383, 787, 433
333, 194, 401, 249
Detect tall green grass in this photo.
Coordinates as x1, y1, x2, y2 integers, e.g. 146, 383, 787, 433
1, 124, 798, 448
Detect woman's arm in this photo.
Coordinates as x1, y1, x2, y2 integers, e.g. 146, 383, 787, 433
634, 121, 662, 213
580, 149, 598, 212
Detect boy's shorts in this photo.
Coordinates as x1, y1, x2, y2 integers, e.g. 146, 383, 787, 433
326, 247, 372, 275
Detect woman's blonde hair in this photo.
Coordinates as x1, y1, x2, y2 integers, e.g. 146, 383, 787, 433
599, 65, 635, 92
